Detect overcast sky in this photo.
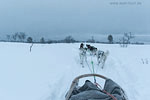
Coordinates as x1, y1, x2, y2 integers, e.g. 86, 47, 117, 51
0, 0, 150, 39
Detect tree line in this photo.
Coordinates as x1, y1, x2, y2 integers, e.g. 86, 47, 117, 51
3, 32, 144, 45
5, 33, 77, 43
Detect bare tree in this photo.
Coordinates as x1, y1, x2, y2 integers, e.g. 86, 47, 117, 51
6, 35, 11, 41
119, 32, 135, 47
124, 32, 134, 44
20, 32, 26, 42
119, 37, 128, 47
27, 37, 33, 43
12, 33, 19, 41
40, 37, 45, 43
17, 32, 26, 42
108, 35, 113, 44
64, 36, 76, 43
87, 36, 95, 43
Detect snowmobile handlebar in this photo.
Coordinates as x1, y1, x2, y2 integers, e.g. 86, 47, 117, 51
65, 74, 108, 100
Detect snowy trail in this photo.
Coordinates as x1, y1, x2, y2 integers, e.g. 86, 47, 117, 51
0, 43, 150, 100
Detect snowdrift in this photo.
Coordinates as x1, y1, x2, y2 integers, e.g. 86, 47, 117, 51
0, 42, 150, 100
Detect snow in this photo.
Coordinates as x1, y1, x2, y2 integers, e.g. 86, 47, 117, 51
0, 42, 150, 100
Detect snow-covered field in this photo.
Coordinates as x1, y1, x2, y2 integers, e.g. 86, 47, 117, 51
0, 42, 150, 100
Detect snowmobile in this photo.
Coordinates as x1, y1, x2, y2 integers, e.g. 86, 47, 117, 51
66, 74, 128, 100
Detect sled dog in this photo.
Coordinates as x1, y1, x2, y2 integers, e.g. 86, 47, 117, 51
79, 43, 87, 67
97, 50, 109, 68
86, 44, 97, 56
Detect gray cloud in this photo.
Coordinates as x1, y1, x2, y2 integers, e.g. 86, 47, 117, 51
0, 0, 150, 39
